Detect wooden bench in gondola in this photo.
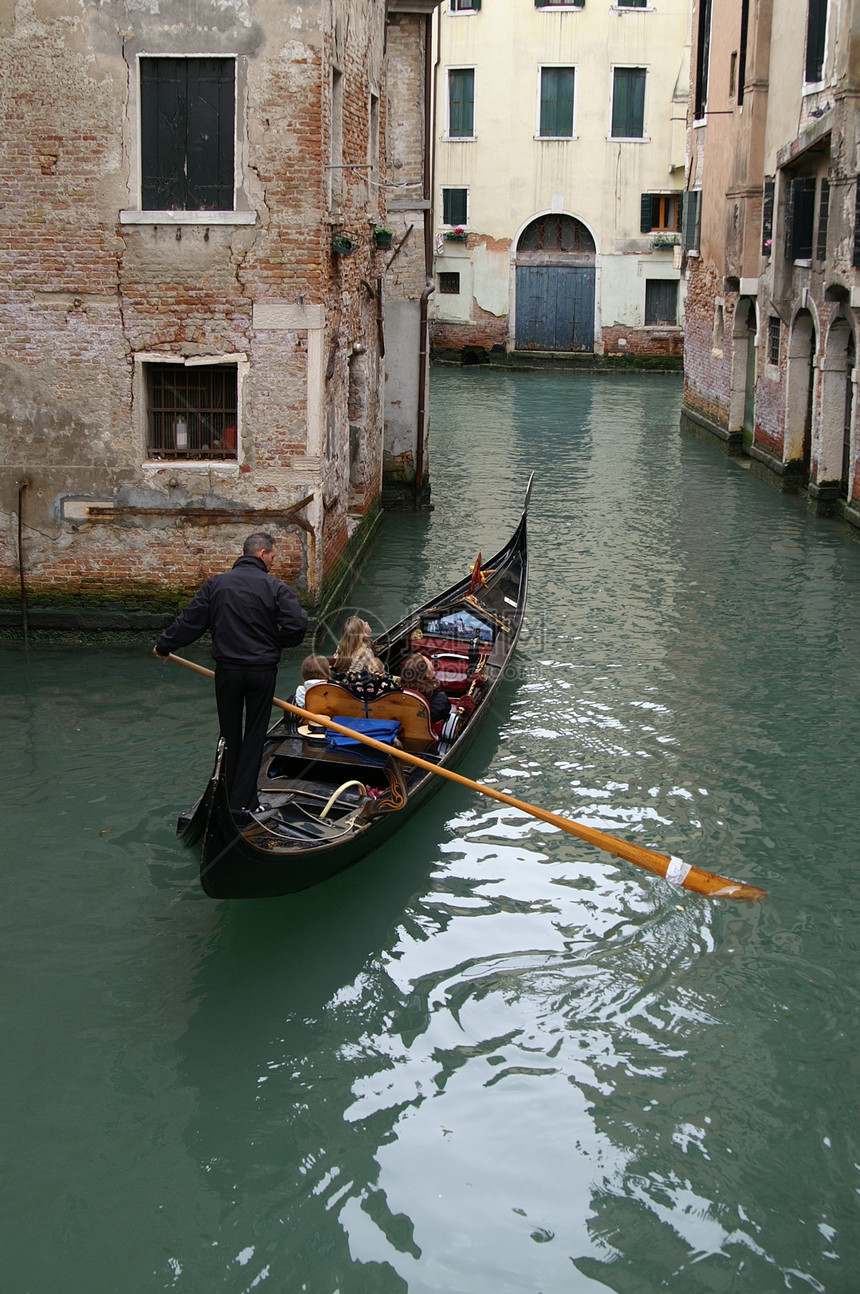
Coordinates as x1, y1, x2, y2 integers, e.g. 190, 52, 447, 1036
301, 681, 437, 751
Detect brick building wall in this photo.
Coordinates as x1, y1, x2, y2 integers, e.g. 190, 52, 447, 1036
0, 0, 410, 616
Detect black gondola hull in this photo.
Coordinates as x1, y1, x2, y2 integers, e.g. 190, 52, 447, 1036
179, 501, 530, 899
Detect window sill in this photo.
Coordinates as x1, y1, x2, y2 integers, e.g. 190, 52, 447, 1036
443, 135, 477, 143
120, 210, 256, 226
607, 135, 649, 143
142, 460, 241, 475
765, 364, 780, 382
536, 134, 577, 142
792, 259, 812, 268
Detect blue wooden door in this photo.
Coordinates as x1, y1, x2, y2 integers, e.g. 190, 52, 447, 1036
515, 265, 595, 351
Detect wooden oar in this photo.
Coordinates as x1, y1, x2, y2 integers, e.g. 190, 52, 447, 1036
164, 652, 766, 901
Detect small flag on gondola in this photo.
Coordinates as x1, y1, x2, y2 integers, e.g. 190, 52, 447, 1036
469, 552, 486, 592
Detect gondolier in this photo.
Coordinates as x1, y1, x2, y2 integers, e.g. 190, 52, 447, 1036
154, 532, 307, 816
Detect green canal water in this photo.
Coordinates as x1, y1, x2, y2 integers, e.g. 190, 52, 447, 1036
2, 369, 859, 1293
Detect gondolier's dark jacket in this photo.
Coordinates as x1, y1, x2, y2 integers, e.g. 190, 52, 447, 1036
155, 555, 308, 668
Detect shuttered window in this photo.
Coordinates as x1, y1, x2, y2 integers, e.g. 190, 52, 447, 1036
644, 280, 677, 325
640, 193, 682, 232
450, 0, 481, 10
805, 0, 827, 83
682, 189, 701, 252
442, 187, 468, 227
448, 69, 475, 138
141, 58, 235, 211
816, 180, 830, 262
694, 0, 713, 119
784, 176, 816, 261
539, 68, 575, 138
611, 67, 646, 138
761, 179, 775, 255
853, 179, 860, 269
535, 1, 584, 9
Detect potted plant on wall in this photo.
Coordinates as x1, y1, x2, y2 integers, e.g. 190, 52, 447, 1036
444, 226, 468, 243
331, 233, 356, 256
373, 225, 393, 249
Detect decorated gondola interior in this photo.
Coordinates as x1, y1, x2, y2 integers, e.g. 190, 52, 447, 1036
243, 598, 507, 849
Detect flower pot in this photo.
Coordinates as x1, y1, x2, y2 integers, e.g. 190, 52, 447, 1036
331, 237, 356, 257
444, 231, 468, 243
374, 230, 393, 249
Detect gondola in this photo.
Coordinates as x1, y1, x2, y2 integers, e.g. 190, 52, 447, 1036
177, 477, 532, 899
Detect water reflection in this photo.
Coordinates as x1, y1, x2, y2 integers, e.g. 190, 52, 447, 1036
2, 370, 860, 1292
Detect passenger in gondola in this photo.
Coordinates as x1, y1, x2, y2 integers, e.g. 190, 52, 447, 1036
400, 653, 452, 733
294, 654, 331, 709
332, 616, 385, 676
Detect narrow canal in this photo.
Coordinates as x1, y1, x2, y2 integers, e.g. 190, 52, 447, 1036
2, 369, 859, 1293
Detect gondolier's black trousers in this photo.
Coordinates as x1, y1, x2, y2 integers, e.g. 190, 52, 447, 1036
214, 663, 277, 812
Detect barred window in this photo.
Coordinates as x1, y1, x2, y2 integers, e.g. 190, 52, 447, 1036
767, 317, 781, 367
439, 272, 461, 295
146, 363, 238, 460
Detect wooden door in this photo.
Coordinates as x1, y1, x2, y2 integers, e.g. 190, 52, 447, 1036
515, 265, 595, 352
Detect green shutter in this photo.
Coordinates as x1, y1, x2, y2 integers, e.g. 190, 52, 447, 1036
640, 193, 653, 232
612, 68, 646, 138
540, 68, 574, 138
448, 69, 474, 138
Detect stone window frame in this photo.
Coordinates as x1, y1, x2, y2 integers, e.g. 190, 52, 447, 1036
446, 67, 476, 141
135, 352, 249, 474
442, 186, 469, 228
121, 52, 255, 227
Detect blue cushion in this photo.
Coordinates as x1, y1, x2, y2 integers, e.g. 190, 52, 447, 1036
325, 716, 402, 749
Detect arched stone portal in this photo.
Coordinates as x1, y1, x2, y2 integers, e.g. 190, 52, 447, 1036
785, 310, 816, 484
818, 316, 856, 499
514, 214, 596, 352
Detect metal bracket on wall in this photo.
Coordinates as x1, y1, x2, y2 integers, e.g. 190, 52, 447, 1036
386, 224, 413, 271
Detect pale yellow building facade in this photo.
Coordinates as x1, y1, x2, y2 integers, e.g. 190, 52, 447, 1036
430, 0, 691, 360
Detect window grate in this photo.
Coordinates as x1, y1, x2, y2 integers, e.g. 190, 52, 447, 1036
146, 363, 238, 460
439, 272, 461, 295
767, 317, 781, 367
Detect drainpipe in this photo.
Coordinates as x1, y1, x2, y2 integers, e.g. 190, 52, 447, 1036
415, 7, 440, 505
17, 478, 30, 651
416, 278, 435, 502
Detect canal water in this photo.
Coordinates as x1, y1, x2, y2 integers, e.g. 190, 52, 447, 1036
2, 368, 859, 1293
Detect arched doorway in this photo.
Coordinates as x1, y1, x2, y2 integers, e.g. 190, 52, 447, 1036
819, 317, 856, 496
729, 298, 757, 436
785, 310, 816, 484
514, 214, 596, 352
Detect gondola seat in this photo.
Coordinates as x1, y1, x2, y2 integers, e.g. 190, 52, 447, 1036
303, 682, 436, 750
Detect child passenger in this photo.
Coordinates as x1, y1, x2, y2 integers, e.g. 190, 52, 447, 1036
295, 654, 332, 708
332, 616, 385, 676
400, 653, 451, 731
